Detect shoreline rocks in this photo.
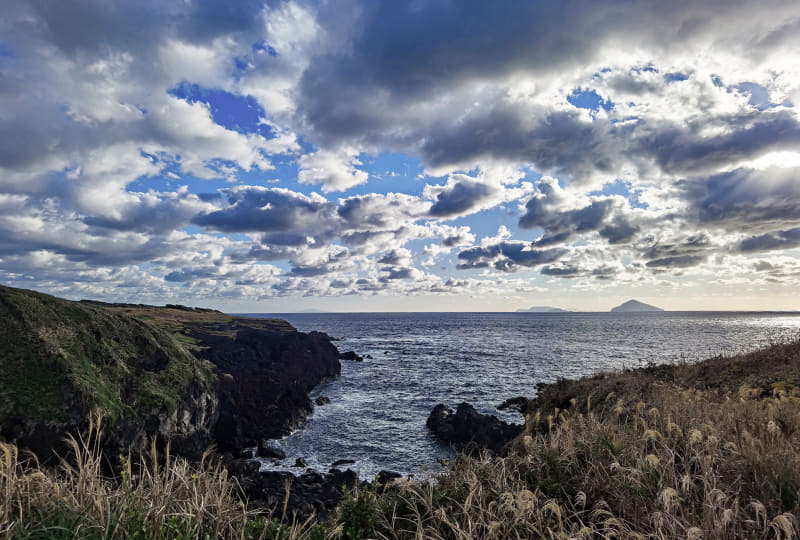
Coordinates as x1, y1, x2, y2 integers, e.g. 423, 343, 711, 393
426, 402, 522, 455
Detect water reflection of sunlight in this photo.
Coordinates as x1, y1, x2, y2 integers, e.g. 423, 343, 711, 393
751, 316, 800, 329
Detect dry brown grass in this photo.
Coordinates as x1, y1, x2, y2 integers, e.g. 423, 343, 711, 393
375, 383, 800, 539
0, 416, 256, 539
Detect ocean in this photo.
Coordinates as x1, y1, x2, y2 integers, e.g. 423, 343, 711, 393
241, 311, 800, 479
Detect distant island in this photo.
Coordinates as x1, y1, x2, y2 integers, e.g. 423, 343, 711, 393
515, 306, 570, 313
610, 299, 664, 312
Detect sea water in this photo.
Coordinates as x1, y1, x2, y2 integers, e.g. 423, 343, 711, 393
240, 311, 800, 478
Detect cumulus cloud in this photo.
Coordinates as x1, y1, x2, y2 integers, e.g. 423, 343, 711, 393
193, 186, 334, 233
425, 172, 534, 218
297, 149, 369, 192
2, 0, 800, 306
680, 167, 800, 229
457, 241, 567, 272
519, 177, 640, 246
740, 228, 800, 253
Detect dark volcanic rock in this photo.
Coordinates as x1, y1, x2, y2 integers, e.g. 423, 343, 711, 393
190, 321, 341, 450
237, 467, 360, 521
331, 458, 355, 468
258, 440, 286, 460
315, 396, 331, 406
498, 396, 529, 414
338, 350, 363, 361
293, 457, 308, 468
376, 470, 402, 485
427, 402, 522, 455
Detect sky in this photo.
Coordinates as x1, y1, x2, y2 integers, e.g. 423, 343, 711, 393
1, 1, 800, 312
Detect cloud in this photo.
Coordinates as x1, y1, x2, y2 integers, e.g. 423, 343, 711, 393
457, 241, 567, 272
377, 248, 412, 266
425, 172, 533, 219
193, 186, 335, 233
428, 176, 493, 217
635, 233, 712, 269
297, 149, 369, 192
2, 0, 800, 306
519, 177, 639, 246
740, 227, 800, 253
680, 166, 800, 229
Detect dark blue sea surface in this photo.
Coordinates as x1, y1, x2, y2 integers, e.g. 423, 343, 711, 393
241, 311, 800, 478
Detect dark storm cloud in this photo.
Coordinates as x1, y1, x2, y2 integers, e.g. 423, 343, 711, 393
740, 227, 800, 253
193, 187, 335, 233
640, 111, 800, 175
679, 167, 800, 228
300, 0, 797, 177
457, 241, 567, 272
16, 0, 266, 56
637, 233, 710, 269
429, 179, 492, 217
304, 0, 772, 117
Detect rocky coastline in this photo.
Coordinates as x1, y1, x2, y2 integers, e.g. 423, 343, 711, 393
0, 284, 527, 521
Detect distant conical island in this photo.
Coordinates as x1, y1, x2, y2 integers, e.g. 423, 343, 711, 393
610, 299, 664, 313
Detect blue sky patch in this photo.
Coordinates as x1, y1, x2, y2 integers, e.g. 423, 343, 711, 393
252, 40, 278, 56
736, 82, 772, 111
568, 89, 614, 112
168, 82, 274, 138
664, 72, 688, 82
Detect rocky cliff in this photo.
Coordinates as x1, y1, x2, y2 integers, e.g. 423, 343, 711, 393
0, 285, 339, 460
189, 319, 340, 450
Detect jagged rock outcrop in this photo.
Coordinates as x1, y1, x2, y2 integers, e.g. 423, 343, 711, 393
190, 322, 340, 450
426, 402, 522, 455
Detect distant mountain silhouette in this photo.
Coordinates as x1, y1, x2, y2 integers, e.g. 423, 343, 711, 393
610, 299, 664, 313
516, 306, 570, 313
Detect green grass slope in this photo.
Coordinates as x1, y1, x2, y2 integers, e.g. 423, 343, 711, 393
0, 285, 216, 446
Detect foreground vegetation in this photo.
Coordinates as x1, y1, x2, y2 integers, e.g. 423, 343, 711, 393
2, 341, 800, 538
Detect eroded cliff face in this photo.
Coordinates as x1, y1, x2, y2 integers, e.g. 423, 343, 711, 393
0, 285, 340, 460
189, 320, 341, 450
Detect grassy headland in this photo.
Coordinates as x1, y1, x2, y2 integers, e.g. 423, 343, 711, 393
0, 286, 218, 429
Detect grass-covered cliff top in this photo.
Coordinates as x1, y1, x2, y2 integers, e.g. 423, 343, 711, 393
0, 285, 292, 432
0, 285, 214, 427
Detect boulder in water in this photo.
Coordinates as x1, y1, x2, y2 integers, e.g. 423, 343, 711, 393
339, 351, 363, 361
257, 440, 286, 460
426, 402, 522, 455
